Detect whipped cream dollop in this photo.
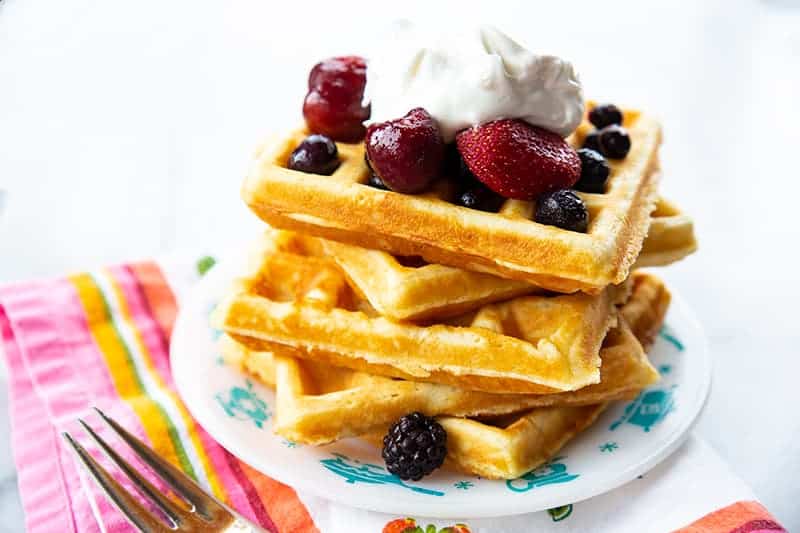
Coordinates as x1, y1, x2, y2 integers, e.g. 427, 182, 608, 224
366, 25, 584, 142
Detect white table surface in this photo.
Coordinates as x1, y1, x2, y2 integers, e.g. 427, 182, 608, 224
1, 0, 799, 531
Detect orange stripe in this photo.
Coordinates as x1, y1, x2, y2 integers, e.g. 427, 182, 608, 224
240, 462, 319, 533
129, 261, 178, 339
131, 260, 316, 530
672, 500, 783, 532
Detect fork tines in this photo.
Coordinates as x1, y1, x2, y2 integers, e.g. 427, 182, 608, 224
62, 408, 259, 532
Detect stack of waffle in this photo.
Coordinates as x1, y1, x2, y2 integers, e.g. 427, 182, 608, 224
212, 107, 697, 479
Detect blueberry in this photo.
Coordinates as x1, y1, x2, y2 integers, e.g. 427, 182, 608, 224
458, 185, 504, 212
598, 125, 631, 159
287, 134, 339, 175
535, 189, 589, 232
583, 130, 602, 152
575, 149, 610, 193
588, 104, 623, 129
446, 145, 504, 211
367, 172, 389, 190
364, 155, 389, 189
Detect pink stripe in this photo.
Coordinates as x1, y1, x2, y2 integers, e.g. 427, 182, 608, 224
0, 278, 152, 532
109, 265, 261, 521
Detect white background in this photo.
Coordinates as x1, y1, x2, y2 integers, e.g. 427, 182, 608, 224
1, 0, 799, 530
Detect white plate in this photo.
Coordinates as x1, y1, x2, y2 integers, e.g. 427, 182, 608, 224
171, 254, 711, 518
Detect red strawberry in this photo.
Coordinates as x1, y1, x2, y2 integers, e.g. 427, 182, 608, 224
455, 120, 581, 201
382, 517, 418, 533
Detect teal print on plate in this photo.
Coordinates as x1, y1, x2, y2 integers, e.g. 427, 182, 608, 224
216, 379, 270, 429
320, 453, 444, 496
609, 385, 676, 432
453, 480, 474, 490
598, 441, 618, 453
658, 325, 684, 352
506, 457, 579, 493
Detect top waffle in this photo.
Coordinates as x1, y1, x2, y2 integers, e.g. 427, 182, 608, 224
242, 106, 661, 294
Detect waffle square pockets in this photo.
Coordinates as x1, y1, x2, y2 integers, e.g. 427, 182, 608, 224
212, 229, 630, 395
242, 108, 662, 293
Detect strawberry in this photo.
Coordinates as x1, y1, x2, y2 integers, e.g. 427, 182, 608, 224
455, 120, 581, 201
382, 518, 418, 533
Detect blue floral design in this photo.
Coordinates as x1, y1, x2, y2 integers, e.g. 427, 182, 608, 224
216, 379, 270, 429
320, 453, 444, 496
609, 386, 676, 432
506, 457, 579, 493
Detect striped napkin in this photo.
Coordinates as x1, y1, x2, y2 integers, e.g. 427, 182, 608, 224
0, 258, 787, 533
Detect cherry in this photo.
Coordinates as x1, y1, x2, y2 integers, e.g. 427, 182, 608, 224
365, 108, 445, 194
302, 56, 370, 142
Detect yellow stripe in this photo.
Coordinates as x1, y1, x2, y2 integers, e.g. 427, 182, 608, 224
102, 271, 228, 502
70, 273, 186, 471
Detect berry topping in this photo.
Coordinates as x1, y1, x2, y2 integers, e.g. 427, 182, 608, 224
575, 148, 610, 193
457, 185, 505, 212
455, 120, 581, 201
445, 144, 505, 211
364, 155, 389, 190
366, 108, 445, 194
582, 130, 602, 152
382, 412, 447, 481
588, 104, 623, 129
303, 56, 370, 142
367, 172, 389, 190
535, 189, 589, 232
597, 124, 631, 159
287, 134, 339, 175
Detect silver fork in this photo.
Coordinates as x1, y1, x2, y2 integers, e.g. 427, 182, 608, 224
62, 407, 269, 533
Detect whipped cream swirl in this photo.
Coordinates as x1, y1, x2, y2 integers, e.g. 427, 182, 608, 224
366, 25, 584, 142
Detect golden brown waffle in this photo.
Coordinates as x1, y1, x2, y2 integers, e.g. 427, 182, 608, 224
635, 198, 698, 268
241, 106, 661, 293
322, 196, 692, 320
435, 273, 671, 479
212, 229, 629, 394
220, 272, 665, 445
440, 404, 609, 479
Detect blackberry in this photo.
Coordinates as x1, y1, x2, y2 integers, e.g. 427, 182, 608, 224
588, 104, 623, 129
382, 412, 447, 481
575, 148, 610, 193
535, 189, 589, 232
287, 134, 339, 175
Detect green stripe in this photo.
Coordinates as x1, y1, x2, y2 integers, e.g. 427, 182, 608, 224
88, 272, 198, 480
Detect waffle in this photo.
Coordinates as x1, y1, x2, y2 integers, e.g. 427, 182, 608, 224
438, 404, 609, 479
322, 197, 692, 320
220, 272, 665, 445
440, 273, 672, 479
212, 229, 629, 394
241, 106, 661, 293
635, 198, 698, 268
